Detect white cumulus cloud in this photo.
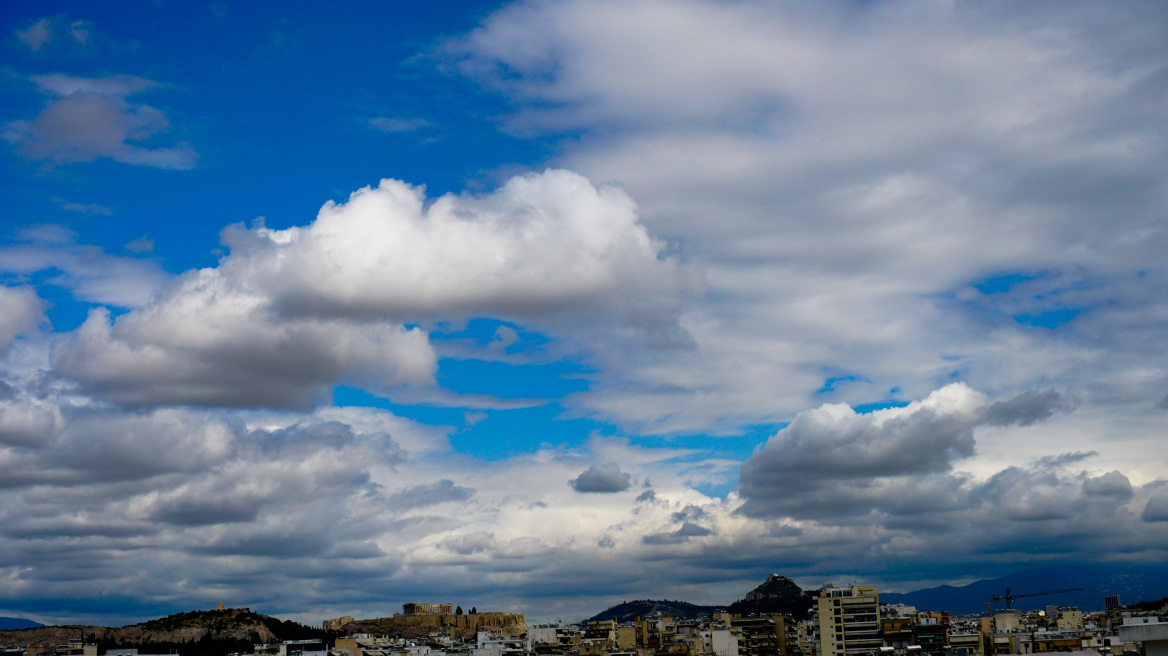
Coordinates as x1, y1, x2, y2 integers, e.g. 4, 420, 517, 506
226, 169, 683, 322
50, 169, 685, 409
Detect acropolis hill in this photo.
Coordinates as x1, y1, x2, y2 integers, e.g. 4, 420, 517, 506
325, 604, 525, 636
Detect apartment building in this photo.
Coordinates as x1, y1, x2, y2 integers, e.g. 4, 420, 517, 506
817, 585, 881, 656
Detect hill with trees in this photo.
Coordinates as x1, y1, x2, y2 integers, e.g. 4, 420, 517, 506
0, 607, 325, 656
725, 574, 815, 620
586, 599, 725, 623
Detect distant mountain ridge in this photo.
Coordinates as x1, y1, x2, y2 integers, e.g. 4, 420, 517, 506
0, 618, 42, 630
880, 564, 1168, 615
587, 599, 725, 623
586, 564, 1168, 624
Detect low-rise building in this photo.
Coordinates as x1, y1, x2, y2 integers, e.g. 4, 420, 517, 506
253, 640, 328, 656
700, 630, 738, 656
948, 631, 983, 656
529, 623, 582, 654
732, 617, 778, 656
1118, 620, 1168, 656
473, 631, 524, 656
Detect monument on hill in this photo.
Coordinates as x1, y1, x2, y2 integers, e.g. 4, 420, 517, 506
401, 603, 454, 616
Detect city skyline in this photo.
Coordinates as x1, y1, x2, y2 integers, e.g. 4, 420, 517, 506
2, 0, 1167, 627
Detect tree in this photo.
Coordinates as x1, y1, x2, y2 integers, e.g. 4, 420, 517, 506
470, 607, 477, 614
456, 606, 463, 615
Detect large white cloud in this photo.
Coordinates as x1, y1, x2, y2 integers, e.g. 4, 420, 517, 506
50, 169, 684, 409
223, 169, 684, 322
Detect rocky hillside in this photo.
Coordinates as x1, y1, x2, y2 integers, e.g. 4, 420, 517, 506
123, 608, 285, 643
0, 625, 109, 651
587, 599, 725, 623
0, 608, 321, 655
725, 574, 814, 620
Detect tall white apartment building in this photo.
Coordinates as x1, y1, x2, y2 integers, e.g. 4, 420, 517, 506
817, 584, 881, 656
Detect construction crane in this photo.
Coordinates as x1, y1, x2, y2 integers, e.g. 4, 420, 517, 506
993, 587, 1084, 610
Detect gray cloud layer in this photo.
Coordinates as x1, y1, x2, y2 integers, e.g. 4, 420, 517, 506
0, 287, 44, 355
0, 372, 1162, 626
452, 0, 1168, 436
4, 75, 196, 169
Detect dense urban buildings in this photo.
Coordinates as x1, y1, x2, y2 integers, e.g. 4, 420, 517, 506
4, 585, 1168, 656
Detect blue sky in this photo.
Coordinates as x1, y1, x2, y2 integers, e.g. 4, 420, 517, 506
2, 0, 1168, 627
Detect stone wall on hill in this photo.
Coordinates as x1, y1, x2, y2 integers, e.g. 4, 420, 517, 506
363, 613, 526, 633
